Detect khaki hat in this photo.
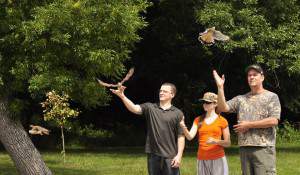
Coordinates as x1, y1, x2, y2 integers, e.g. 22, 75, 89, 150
245, 64, 264, 74
199, 92, 217, 103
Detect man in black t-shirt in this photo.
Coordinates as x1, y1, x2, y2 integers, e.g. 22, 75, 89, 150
110, 82, 185, 175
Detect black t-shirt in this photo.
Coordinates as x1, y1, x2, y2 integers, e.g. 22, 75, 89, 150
140, 103, 184, 158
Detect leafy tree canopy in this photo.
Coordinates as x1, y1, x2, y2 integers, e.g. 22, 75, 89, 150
0, 0, 149, 109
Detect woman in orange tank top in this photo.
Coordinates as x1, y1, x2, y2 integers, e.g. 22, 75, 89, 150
180, 92, 231, 175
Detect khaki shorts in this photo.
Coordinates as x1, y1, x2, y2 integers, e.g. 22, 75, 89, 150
240, 146, 276, 175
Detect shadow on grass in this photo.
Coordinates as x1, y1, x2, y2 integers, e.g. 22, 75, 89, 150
2, 144, 299, 156
41, 146, 241, 157
51, 167, 102, 175
42, 147, 146, 156
182, 145, 300, 157
277, 145, 300, 153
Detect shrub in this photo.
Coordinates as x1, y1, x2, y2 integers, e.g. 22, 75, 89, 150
277, 121, 300, 144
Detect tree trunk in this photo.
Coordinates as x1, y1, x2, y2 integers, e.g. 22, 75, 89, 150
0, 98, 52, 175
61, 125, 65, 163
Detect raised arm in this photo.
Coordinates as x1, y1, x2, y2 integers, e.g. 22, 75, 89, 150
213, 70, 230, 112
110, 86, 142, 115
180, 117, 198, 141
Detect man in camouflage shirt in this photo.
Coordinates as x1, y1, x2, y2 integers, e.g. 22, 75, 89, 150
213, 64, 281, 175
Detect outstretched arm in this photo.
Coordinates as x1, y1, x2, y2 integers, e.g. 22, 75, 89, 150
110, 86, 142, 115
213, 70, 230, 112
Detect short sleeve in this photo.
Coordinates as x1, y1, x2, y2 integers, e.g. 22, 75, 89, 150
140, 102, 151, 115
220, 116, 229, 129
227, 96, 240, 113
267, 94, 281, 120
193, 117, 200, 126
177, 110, 184, 136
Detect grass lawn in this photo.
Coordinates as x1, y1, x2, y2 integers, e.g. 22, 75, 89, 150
0, 144, 300, 175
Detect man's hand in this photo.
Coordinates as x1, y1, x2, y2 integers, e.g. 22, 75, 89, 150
213, 70, 225, 89
110, 86, 126, 98
233, 121, 250, 133
171, 154, 181, 168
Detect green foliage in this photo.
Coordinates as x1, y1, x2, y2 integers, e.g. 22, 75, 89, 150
196, 2, 234, 30
277, 121, 300, 144
78, 124, 114, 139
195, 0, 300, 112
196, 0, 300, 70
0, 0, 150, 109
41, 90, 79, 126
8, 98, 29, 117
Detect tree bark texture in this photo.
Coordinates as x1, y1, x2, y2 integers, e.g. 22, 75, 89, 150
0, 99, 52, 175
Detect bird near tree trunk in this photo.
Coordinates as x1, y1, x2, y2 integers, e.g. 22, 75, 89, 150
0, 99, 52, 175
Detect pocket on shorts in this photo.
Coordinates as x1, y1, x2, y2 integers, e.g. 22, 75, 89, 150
264, 146, 275, 155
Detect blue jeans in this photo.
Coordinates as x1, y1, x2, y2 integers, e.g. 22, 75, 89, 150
147, 153, 180, 175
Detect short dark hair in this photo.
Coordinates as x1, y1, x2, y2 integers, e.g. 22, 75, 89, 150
161, 82, 177, 96
245, 64, 264, 75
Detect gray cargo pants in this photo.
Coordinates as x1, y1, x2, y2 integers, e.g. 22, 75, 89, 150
240, 146, 276, 175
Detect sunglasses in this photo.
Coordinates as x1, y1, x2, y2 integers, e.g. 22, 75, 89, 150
203, 101, 213, 104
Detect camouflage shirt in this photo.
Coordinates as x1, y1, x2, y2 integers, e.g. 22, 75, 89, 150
227, 90, 281, 146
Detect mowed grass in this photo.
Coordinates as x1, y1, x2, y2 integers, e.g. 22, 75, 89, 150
0, 144, 300, 175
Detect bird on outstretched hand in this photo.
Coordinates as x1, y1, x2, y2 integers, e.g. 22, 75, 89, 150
97, 68, 134, 88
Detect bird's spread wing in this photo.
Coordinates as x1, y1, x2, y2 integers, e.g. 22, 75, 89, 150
213, 30, 230, 41
97, 68, 134, 88
97, 79, 118, 87
119, 68, 134, 85
29, 125, 50, 135
198, 27, 229, 45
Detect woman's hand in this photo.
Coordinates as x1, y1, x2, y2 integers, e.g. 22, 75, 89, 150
206, 137, 219, 145
180, 116, 186, 128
